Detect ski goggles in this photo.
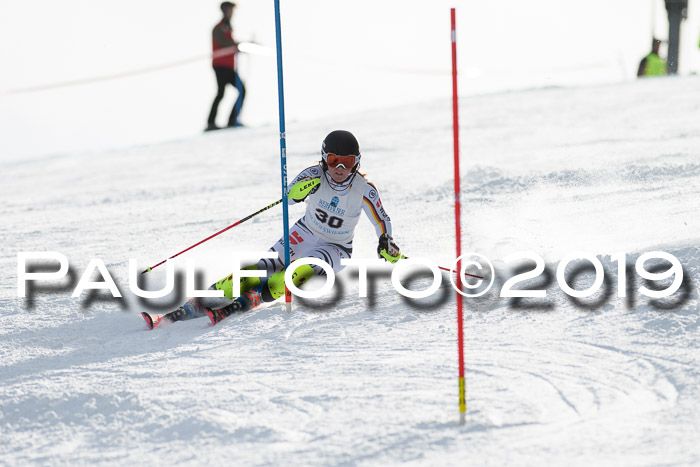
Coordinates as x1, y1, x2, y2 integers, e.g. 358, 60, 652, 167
323, 152, 360, 169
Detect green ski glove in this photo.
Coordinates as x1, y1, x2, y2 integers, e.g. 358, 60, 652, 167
288, 177, 321, 202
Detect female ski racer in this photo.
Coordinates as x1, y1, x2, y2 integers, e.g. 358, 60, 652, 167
142, 130, 401, 328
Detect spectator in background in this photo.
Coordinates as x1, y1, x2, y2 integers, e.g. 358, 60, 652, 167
206, 1, 246, 131
637, 38, 667, 78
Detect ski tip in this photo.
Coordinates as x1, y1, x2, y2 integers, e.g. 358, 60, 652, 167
206, 309, 219, 326
284, 302, 293, 314
141, 312, 154, 330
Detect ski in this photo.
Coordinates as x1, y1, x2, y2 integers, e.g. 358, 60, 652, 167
142, 312, 165, 330
207, 286, 264, 326
141, 299, 205, 330
143, 288, 264, 329
206, 308, 227, 325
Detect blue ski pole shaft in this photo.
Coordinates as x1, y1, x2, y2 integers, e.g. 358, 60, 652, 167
274, 0, 292, 312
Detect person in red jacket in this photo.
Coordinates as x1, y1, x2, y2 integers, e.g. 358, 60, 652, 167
206, 2, 246, 131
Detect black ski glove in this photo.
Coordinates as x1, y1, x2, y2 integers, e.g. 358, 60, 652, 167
377, 233, 402, 263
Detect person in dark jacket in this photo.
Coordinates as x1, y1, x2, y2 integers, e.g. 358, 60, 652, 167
206, 1, 246, 131
637, 38, 667, 78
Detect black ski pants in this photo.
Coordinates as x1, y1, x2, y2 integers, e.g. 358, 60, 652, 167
207, 66, 246, 127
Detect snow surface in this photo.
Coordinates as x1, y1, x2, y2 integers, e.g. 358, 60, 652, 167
1, 76, 699, 465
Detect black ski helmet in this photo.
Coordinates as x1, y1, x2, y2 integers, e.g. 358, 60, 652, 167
320, 130, 361, 189
322, 130, 360, 158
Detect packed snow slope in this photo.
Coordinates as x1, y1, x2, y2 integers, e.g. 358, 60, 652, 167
1, 76, 699, 465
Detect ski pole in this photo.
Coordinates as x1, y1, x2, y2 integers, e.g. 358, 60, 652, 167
141, 198, 283, 274
381, 253, 485, 280
437, 264, 484, 280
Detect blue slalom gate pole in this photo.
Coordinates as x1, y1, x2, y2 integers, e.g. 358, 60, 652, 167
274, 0, 292, 313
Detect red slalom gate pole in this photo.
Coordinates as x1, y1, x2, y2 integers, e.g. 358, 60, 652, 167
451, 8, 467, 425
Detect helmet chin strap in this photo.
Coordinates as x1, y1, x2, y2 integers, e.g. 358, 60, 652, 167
320, 161, 359, 193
